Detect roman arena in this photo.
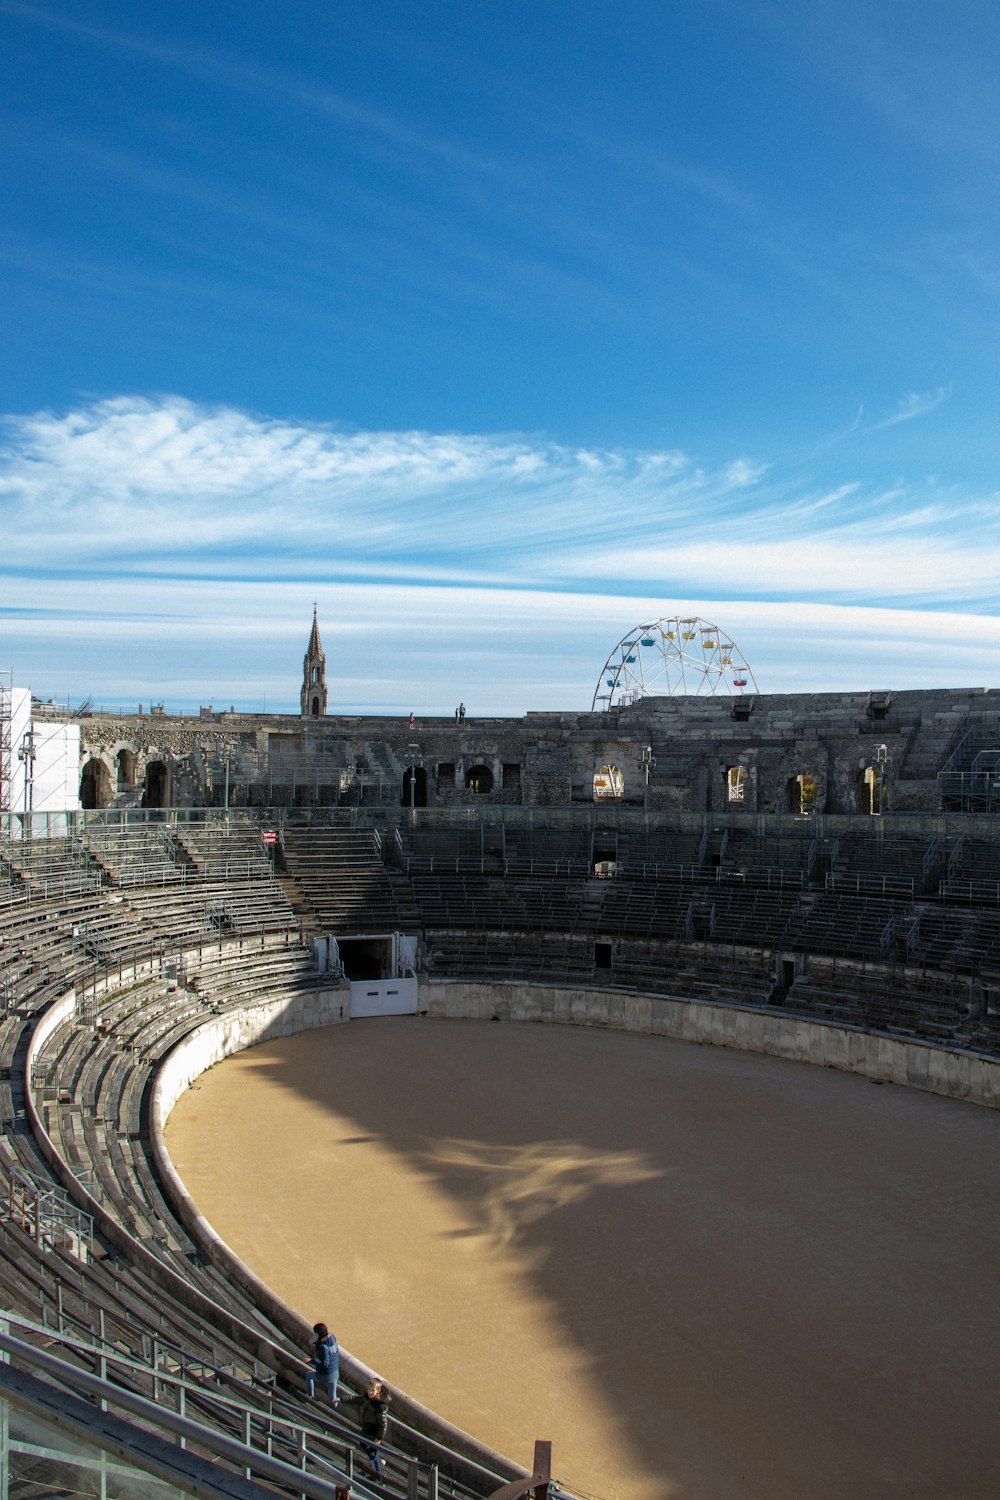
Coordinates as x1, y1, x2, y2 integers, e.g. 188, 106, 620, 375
164, 1015, 1000, 1500
8, 676, 1000, 1500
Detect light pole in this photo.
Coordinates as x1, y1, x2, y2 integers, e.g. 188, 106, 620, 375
640, 745, 655, 813
873, 743, 890, 815
407, 743, 421, 814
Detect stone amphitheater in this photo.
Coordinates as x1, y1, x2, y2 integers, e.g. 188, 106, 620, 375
4, 632, 1000, 1499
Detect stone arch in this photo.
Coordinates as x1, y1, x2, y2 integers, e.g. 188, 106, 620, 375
401, 766, 427, 808
80, 757, 113, 810
311, 695, 321, 718
465, 764, 494, 794
115, 747, 136, 791
143, 760, 170, 809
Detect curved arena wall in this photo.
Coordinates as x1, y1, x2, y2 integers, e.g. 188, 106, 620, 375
148, 990, 530, 1486
423, 979, 1000, 1107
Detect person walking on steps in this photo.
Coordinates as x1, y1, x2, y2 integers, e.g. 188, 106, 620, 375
342, 1377, 391, 1474
304, 1323, 340, 1404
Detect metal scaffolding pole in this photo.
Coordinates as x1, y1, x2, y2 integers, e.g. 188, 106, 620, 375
0, 671, 13, 815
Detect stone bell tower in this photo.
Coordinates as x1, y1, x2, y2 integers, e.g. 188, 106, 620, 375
300, 606, 328, 718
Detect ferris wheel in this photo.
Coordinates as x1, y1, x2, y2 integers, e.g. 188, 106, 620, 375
591, 615, 758, 710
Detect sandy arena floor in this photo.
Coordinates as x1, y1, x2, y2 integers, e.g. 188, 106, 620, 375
164, 1017, 1000, 1500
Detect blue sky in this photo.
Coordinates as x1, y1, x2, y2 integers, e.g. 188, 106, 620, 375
3, 0, 1000, 714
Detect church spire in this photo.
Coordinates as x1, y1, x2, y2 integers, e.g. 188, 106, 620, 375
301, 605, 328, 718
307, 604, 323, 659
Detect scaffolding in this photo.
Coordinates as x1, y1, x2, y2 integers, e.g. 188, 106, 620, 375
938, 717, 1000, 813
0, 671, 12, 813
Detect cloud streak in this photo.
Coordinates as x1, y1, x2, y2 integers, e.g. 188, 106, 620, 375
870, 384, 953, 430
3, 393, 995, 594
2, 394, 1000, 710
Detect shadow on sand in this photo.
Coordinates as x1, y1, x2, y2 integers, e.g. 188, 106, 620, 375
172, 1015, 1000, 1500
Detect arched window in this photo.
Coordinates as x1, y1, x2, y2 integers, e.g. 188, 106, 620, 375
115, 748, 135, 790
80, 759, 113, 809
465, 765, 494, 794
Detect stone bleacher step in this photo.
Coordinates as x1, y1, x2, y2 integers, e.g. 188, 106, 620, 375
276, 876, 317, 924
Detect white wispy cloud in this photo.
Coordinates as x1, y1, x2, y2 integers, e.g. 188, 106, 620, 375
870, 384, 953, 430
1, 395, 706, 567
723, 458, 769, 488
553, 535, 1000, 604
3, 394, 1000, 710
3, 395, 997, 603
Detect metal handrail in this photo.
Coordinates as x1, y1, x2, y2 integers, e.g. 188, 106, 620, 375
0, 1320, 376, 1500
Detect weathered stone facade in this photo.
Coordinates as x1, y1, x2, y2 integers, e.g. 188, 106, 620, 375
62, 686, 1000, 815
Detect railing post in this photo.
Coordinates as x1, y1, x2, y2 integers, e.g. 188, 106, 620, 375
532, 1440, 552, 1500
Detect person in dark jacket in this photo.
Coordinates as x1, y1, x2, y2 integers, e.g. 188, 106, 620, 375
342, 1377, 391, 1474
304, 1322, 340, 1404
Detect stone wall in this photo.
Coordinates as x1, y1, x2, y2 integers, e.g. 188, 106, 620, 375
65, 686, 1000, 815
422, 978, 1000, 1109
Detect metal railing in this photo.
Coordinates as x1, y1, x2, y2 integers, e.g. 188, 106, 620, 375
4, 1165, 93, 1258
0, 1317, 386, 1500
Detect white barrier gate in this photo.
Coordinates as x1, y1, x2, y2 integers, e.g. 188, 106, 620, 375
348, 978, 418, 1018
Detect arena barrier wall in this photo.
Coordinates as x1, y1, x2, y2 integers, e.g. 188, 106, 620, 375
422, 980, 1000, 1109
148, 994, 531, 1489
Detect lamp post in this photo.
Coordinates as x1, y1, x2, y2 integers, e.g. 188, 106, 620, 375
640, 746, 655, 813
221, 738, 240, 816
407, 743, 421, 814
873, 742, 890, 816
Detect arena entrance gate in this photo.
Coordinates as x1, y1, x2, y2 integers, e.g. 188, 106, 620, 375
329, 932, 418, 1018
